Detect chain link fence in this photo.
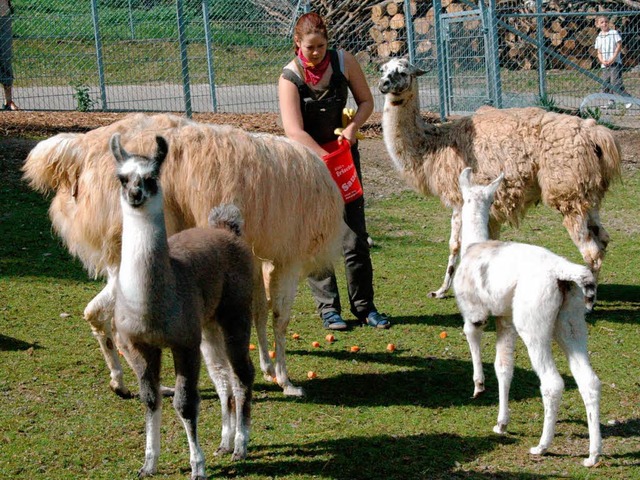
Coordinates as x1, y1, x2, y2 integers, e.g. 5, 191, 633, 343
4, 0, 639, 125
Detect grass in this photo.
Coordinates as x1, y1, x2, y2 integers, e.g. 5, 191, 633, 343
1, 144, 639, 479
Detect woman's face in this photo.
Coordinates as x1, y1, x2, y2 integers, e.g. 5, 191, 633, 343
296, 33, 328, 65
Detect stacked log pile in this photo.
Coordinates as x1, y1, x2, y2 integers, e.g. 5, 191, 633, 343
364, 0, 640, 69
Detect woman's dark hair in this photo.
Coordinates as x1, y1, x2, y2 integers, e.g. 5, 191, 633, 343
293, 12, 328, 52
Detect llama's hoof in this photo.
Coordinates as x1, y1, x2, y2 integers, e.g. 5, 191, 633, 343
493, 423, 507, 435
583, 454, 600, 467
529, 445, 547, 456
472, 387, 485, 398
214, 446, 232, 457
191, 476, 207, 480
138, 465, 156, 478
110, 382, 134, 399
231, 450, 247, 461
160, 385, 175, 397
427, 290, 447, 299
283, 384, 305, 397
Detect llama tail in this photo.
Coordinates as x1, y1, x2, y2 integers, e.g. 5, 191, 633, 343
22, 133, 85, 193
555, 262, 597, 312
208, 204, 244, 237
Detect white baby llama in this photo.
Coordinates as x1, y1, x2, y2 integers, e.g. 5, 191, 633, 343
111, 133, 255, 478
22, 113, 344, 398
453, 167, 601, 467
379, 58, 621, 299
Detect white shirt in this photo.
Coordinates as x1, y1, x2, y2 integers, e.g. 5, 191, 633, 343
595, 30, 622, 67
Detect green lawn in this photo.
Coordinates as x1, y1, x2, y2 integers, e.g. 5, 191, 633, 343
0, 143, 639, 479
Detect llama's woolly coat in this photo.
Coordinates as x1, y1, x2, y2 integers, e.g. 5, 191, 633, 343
23, 113, 344, 277
387, 105, 620, 226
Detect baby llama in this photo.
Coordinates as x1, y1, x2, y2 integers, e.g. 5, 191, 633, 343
111, 133, 255, 478
453, 167, 601, 467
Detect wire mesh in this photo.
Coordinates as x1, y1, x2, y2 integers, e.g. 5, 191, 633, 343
3, 0, 639, 126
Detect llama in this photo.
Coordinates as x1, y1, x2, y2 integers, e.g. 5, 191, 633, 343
379, 58, 621, 299
112, 133, 255, 477
453, 167, 601, 467
22, 113, 344, 398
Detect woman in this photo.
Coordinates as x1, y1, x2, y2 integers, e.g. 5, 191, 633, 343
278, 12, 390, 330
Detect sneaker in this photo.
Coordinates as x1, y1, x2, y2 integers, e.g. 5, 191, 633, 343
625, 102, 632, 109
363, 310, 391, 329
2, 101, 19, 111
322, 311, 347, 330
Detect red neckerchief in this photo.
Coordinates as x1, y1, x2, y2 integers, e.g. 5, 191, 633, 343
297, 50, 331, 86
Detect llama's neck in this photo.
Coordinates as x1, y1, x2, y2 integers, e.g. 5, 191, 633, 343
460, 204, 491, 256
382, 81, 430, 174
118, 194, 173, 316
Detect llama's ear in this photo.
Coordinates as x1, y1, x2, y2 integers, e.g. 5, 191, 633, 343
154, 136, 169, 168
414, 66, 426, 77
486, 172, 505, 197
459, 167, 473, 190
109, 133, 128, 165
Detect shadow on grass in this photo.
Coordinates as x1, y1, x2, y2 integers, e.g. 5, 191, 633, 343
247, 352, 577, 411
0, 334, 43, 352
210, 432, 553, 480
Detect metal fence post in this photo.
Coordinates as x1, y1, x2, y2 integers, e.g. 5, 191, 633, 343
176, 0, 192, 117
404, 0, 416, 65
485, 0, 502, 107
90, 0, 108, 110
434, 0, 448, 119
535, 0, 546, 99
202, 0, 217, 112
127, 0, 136, 40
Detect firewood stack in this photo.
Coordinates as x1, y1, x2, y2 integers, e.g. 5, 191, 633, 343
365, 0, 639, 70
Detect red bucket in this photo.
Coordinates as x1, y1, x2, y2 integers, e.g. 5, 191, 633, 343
321, 140, 363, 203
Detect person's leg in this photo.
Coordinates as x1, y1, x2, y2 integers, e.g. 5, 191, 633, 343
611, 63, 629, 96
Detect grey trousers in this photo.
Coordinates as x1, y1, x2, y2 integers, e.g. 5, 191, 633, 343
307, 145, 376, 320
600, 64, 628, 96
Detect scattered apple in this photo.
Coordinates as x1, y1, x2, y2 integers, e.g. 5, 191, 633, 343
386, 343, 396, 352
439, 331, 448, 339
312, 341, 321, 348
325, 334, 335, 343
268, 350, 276, 359
249, 343, 256, 351
350, 345, 360, 353
292, 333, 300, 340
307, 371, 317, 379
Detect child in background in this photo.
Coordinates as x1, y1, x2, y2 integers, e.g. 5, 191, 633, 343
594, 15, 631, 109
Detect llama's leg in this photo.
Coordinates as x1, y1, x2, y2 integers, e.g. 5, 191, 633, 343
132, 344, 163, 478
554, 289, 602, 467
222, 316, 254, 461
493, 316, 517, 434
83, 269, 132, 398
517, 318, 564, 456
172, 347, 206, 479
200, 327, 235, 457
562, 212, 604, 275
429, 208, 461, 299
463, 319, 487, 398
254, 261, 276, 382
269, 263, 304, 397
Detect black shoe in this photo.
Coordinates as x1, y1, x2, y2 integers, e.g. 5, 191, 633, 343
363, 311, 391, 329
322, 311, 347, 330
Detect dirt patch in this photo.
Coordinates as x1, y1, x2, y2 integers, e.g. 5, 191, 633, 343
1, 110, 638, 199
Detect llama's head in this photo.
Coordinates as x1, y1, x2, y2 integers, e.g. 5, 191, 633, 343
110, 133, 169, 209
378, 58, 425, 96
459, 167, 504, 221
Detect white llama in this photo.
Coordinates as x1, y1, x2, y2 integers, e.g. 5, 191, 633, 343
379, 58, 620, 299
111, 133, 255, 478
453, 167, 601, 467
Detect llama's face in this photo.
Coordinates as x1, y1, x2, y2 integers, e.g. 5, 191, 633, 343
110, 133, 168, 209
378, 58, 424, 95
116, 159, 161, 208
